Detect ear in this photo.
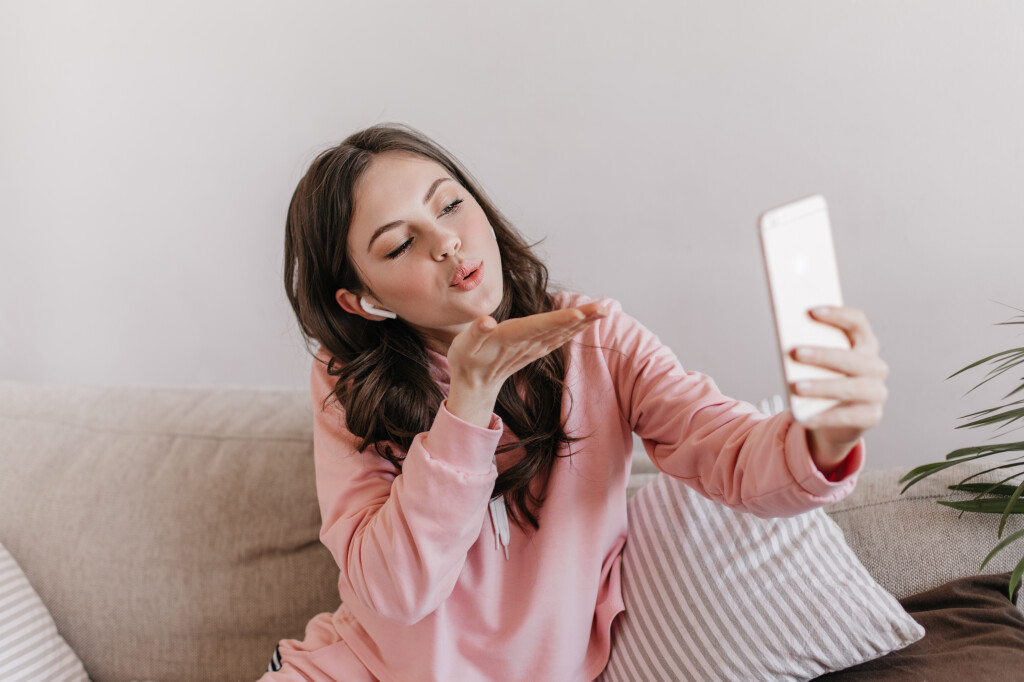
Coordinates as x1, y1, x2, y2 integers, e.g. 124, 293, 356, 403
335, 288, 394, 321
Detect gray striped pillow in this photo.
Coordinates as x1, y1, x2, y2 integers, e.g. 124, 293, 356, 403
600, 474, 924, 682
0, 541, 89, 682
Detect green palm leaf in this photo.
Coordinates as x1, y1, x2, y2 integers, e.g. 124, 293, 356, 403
947, 348, 1024, 380
945, 443, 1024, 460
976, 529, 1024, 600
955, 407, 1024, 431
979, 528, 1024, 570
950, 482, 1023, 497
1011, 553, 1024, 602
907, 305, 1024, 599
1000, 480, 1024, 537
899, 453, 992, 493
950, 349, 1024, 397
937, 498, 1024, 513
958, 398, 1024, 420
955, 462, 1024, 488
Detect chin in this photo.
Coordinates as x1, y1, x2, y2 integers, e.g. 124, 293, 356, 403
485, 286, 505, 317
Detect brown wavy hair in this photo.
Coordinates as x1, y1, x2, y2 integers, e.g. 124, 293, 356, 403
283, 122, 581, 532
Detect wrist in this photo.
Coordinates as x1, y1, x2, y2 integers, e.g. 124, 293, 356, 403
446, 380, 501, 429
807, 430, 857, 478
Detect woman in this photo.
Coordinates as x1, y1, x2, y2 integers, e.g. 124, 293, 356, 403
263, 122, 887, 681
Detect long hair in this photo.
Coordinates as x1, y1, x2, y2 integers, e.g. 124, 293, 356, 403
283, 122, 580, 532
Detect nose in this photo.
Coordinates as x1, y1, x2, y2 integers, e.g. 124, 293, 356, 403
431, 229, 461, 261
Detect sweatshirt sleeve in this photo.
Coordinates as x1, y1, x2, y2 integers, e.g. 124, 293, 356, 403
310, 351, 502, 626
598, 298, 864, 518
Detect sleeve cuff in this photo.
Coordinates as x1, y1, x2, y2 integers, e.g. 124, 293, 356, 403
783, 418, 865, 498
419, 400, 504, 475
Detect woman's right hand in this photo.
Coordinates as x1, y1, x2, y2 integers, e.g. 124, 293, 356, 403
445, 301, 609, 428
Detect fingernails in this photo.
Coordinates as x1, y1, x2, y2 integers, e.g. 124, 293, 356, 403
810, 306, 832, 317
794, 347, 813, 360
587, 307, 609, 320
479, 318, 496, 332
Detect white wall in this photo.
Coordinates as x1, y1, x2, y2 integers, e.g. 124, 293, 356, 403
2, 0, 1022, 470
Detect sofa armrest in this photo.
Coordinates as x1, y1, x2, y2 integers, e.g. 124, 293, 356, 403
823, 462, 1024, 602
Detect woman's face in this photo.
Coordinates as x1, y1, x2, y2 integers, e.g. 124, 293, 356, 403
337, 151, 504, 352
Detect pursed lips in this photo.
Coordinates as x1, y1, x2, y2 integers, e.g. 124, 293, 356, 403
449, 260, 482, 287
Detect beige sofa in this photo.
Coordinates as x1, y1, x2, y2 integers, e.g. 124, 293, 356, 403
1, 381, 1020, 682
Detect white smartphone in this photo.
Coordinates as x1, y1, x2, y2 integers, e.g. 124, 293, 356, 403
758, 194, 850, 423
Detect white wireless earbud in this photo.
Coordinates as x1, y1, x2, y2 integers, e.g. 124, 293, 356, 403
359, 297, 397, 319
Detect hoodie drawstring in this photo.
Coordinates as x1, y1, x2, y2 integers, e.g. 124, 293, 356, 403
488, 494, 510, 560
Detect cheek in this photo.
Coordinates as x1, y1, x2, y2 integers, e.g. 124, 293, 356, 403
358, 262, 412, 302
387, 268, 431, 298
466, 203, 492, 237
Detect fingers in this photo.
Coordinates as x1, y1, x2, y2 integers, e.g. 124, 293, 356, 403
809, 306, 880, 355
536, 308, 604, 345
450, 303, 611, 392
801, 402, 884, 431
539, 302, 609, 329
489, 304, 608, 370
792, 305, 889, 431
792, 376, 889, 404
790, 345, 889, 379
791, 345, 889, 429
512, 312, 603, 366
577, 301, 611, 319
501, 303, 608, 344
795, 305, 888, 379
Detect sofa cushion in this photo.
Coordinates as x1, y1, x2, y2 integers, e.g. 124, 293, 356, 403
600, 472, 924, 682
0, 539, 90, 681
823, 460, 1024, 600
0, 382, 341, 682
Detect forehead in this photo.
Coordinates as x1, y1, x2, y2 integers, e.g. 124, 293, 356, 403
352, 152, 450, 222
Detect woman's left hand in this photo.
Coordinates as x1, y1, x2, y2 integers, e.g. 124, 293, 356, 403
789, 306, 889, 476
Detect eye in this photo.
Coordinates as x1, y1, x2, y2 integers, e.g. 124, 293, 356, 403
384, 199, 464, 260
386, 238, 412, 259
440, 198, 463, 216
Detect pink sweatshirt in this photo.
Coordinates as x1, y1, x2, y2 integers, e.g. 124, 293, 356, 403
284, 292, 863, 682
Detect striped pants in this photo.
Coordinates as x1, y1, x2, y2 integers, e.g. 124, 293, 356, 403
258, 611, 377, 682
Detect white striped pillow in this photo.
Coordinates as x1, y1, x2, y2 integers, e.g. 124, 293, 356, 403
600, 474, 924, 682
0, 541, 89, 682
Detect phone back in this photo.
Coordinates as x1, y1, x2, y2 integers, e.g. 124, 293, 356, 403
759, 195, 849, 423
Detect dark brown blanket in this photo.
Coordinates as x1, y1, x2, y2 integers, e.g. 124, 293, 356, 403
815, 572, 1024, 681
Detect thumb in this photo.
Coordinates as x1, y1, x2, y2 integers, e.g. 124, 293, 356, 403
462, 315, 497, 354
476, 316, 497, 334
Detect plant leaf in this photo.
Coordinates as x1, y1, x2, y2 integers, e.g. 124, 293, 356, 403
898, 452, 1024, 492
899, 453, 993, 493
1003, 477, 1024, 536
991, 354, 1024, 375
957, 398, 1024, 420
955, 407, 1024, 431
979, 527, 1024, 570
1011, 553, 1024, 602
957, 350, 1024, 396
945, 442, 1024, 460
955, 462, 1024, 487
949, 482, 1023, 498
947, 348, 1024, 381
937, 498, 1024, 513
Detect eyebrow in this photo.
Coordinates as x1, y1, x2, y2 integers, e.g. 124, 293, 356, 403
366, 177, 452, 253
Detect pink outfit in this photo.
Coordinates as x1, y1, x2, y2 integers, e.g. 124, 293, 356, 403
262, 292, 863, 682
